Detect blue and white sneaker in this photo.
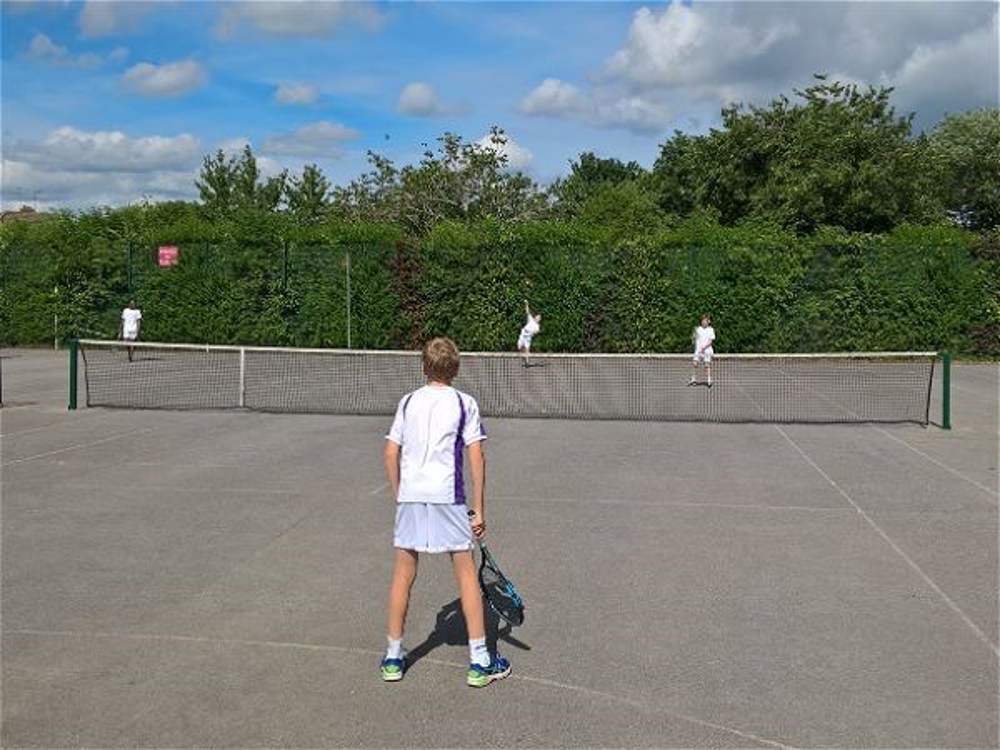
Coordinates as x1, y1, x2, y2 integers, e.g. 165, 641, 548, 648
467, 653, 511, 688
381, 656, 405, 682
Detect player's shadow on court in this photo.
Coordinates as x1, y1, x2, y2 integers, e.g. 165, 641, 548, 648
406, 598, 530, 670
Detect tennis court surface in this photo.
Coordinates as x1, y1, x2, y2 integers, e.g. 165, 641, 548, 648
2, 348, 997, 748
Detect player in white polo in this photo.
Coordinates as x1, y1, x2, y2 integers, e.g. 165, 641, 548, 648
517, 300, 542, 367
381, 337, 511, 687
690, 313, 715, 387
118, 299, 142, 362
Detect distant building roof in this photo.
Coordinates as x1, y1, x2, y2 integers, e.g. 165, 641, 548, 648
1, 206, 52, 223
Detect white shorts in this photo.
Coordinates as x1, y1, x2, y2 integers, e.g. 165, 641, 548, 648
394, 503, 474, 553
693, 349, 713, 364
517, 335, 533, 351
123, 331, 139, 342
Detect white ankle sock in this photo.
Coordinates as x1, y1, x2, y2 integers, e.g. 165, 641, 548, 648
386, 637, 403, 660
469, 637, 490, 667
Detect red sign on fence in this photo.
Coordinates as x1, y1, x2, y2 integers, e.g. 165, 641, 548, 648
158, 246, 179, 267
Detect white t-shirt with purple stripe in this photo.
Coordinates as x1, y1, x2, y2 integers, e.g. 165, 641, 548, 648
386, 385, 486, 505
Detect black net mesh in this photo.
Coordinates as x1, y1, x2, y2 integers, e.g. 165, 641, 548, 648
78, 341, 936, 425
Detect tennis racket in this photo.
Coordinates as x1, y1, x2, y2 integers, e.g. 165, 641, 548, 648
478, 543, 525, 627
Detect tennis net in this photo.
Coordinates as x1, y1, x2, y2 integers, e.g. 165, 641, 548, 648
73, 339, 940, 425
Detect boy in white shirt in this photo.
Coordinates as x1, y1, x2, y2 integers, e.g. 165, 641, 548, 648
517, 300, 541, 367
118, 300, 142, 362
690, 313, 715, 387
381, 337, 511, 688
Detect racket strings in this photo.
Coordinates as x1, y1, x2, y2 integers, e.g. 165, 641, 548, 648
481, 563, 524, 625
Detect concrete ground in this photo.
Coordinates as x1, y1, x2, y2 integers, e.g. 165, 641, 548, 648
1, 349, 997, 748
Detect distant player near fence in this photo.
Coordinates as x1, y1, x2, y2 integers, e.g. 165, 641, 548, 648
690, 313, 715, 387
118, 300, 142, 362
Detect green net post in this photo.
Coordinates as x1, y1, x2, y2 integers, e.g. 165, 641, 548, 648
941, 351, 951, 430
68, 338, 78, 410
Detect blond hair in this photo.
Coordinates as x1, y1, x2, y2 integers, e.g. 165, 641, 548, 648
422, 337, 460, 383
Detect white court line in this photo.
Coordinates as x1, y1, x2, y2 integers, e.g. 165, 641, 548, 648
1, 427, 155, 466
494, 494, 847, 513
0, 421, 77, 438
16, 481, 317, 496
496, 494, 993, 515
768, 363, 995, 501
7, 628, 794, 748
369, 481, 388, 496
951, 383, 985, 395
775, 425, 1000, 658
876, 427, 998, 501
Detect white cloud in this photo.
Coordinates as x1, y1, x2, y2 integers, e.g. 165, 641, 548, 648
216, 137, 252, 156
600, 95, 674, 132
2, 158, 197, 210
519, 78, 589, 117
397, 81, 470, 117
1, 126, 203, 209
260, 121, 360, 157
209, 138, 289, 181
79, 1, 154, 38
216, 1, 384, 38
475, 133, 533, 171
12, 126, 201, 172
887, 9, 999, 121
122, 60, 206, 97
255, 155, 289, 181
519, 78, 672, 132
398, 82, 443, 116
606, 5, 798, 90
29, 33, 67, 58
275, 82, 320, 106
518, 2, 996, 134
27, 33, 103, 68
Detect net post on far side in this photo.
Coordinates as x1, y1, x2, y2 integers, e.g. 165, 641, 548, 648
941, 351, 951, 430
68, 338, 78, 410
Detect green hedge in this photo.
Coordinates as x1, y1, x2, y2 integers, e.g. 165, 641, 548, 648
1, 211, 994, 356
413, 220, 987, 354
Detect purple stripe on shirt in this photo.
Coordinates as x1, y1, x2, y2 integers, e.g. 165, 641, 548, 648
453, 392, 466, 504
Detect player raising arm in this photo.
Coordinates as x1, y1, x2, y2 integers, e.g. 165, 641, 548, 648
517, 300, 542, 367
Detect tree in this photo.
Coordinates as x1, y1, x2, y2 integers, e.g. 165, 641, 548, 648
286, 164, 331, 223
195, 145, 287, 216
575, 180, 666, 235
650, 132, 705, 217
928, 108, 1000, 230
195, 149, 234, 216
550, 152, 647, 216
651, 76, 939, 232
331, 127, 548, 234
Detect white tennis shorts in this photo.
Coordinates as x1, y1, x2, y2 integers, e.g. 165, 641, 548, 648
394, 503, 474, 553
517, 334, 533, 351
123, 332, 139, 342
693, 349, 713, 364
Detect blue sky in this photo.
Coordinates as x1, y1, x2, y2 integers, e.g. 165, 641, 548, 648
2, 0, 997, 210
